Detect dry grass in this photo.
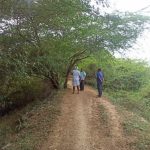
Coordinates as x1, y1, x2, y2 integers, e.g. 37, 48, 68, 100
0, 90, 63, 150
117, 106, 150, 150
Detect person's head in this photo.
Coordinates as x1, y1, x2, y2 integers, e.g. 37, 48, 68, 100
98, 68, 101, 72
74, 66, 78, 70
81, 68, 83, 72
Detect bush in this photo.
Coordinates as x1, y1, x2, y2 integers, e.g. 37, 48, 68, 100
0, 76, 48, 116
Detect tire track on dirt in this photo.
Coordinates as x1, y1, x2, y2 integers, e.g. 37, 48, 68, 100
87, 87, 130, 150
40, 83, 130, 150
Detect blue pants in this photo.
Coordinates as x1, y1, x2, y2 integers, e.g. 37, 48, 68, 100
97, 82, 103, 97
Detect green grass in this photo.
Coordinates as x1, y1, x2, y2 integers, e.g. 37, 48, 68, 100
87, 79, 150, 150
120, 111, 150, 150
99, 104, 108, 125
105, 90, 150, 121
105, 89, 150, 150
98, 104, 110, 137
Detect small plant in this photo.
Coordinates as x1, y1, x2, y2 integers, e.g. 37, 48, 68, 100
99, 104, 108, 124
15, 115, 27, 133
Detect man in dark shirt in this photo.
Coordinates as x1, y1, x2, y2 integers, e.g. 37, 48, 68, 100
96, 68, 104, 97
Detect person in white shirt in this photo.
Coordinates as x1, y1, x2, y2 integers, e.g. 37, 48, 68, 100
80, 68, 86, 91
72, 66, 80, 94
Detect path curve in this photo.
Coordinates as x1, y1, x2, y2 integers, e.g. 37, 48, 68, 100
40, 83, 129, 150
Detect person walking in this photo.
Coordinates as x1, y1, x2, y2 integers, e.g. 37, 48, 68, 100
72, 66, 80, 94
80, 68, 86, 91
96, 68, 104, 97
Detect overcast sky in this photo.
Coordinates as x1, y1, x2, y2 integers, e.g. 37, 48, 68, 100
91, 0, 150, 62
109, 0, 150, 12
110, 0, 150, 62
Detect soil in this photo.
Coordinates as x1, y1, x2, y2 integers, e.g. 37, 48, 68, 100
40, 82, 130, 150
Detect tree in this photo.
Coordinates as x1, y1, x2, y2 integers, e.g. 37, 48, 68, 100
0, 0, 150, 90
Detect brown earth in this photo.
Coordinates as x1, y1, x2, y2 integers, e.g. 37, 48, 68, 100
40, 82, 130, 150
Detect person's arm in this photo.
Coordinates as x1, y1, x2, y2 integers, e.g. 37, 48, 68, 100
99, 77, 103, 82
99, 73, 103, 82
102, 72, 104, 82
78, 71, 81, 79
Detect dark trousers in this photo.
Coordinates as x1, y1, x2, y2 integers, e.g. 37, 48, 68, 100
97, 82, 103, 97
80, 80, 85, 91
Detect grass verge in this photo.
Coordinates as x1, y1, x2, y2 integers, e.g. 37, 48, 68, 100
111, 101, 150, 150
0, 90, 63, 150
102, 87, 150, 150
98, 104, 110, 137
99, 104, 108, 125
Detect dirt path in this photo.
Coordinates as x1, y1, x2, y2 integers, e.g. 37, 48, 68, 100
40, 83, 130, 150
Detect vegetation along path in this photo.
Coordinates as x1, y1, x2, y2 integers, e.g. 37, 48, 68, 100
40, 82, 130, 150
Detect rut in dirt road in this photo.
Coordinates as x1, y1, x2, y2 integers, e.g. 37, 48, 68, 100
40, 85, 130, 150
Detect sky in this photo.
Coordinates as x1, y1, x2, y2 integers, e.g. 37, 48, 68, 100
91, 0, 150, 62
109, 0, 150, 13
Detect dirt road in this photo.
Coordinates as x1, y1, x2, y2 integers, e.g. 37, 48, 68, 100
40, 83, 129, 150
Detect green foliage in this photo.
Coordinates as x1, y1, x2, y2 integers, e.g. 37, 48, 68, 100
121, 110, 150, 150
0, 0, 150, 113
0, 76, 45, 116
105, 59, 149, 91
80, 51, 150, 122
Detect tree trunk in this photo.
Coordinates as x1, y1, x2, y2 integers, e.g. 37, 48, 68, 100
50, 71, 60, 89
50, 77, 59, 89
64, 52, 89, 88
64, 71, 70, 88
64, 62, 76, 88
